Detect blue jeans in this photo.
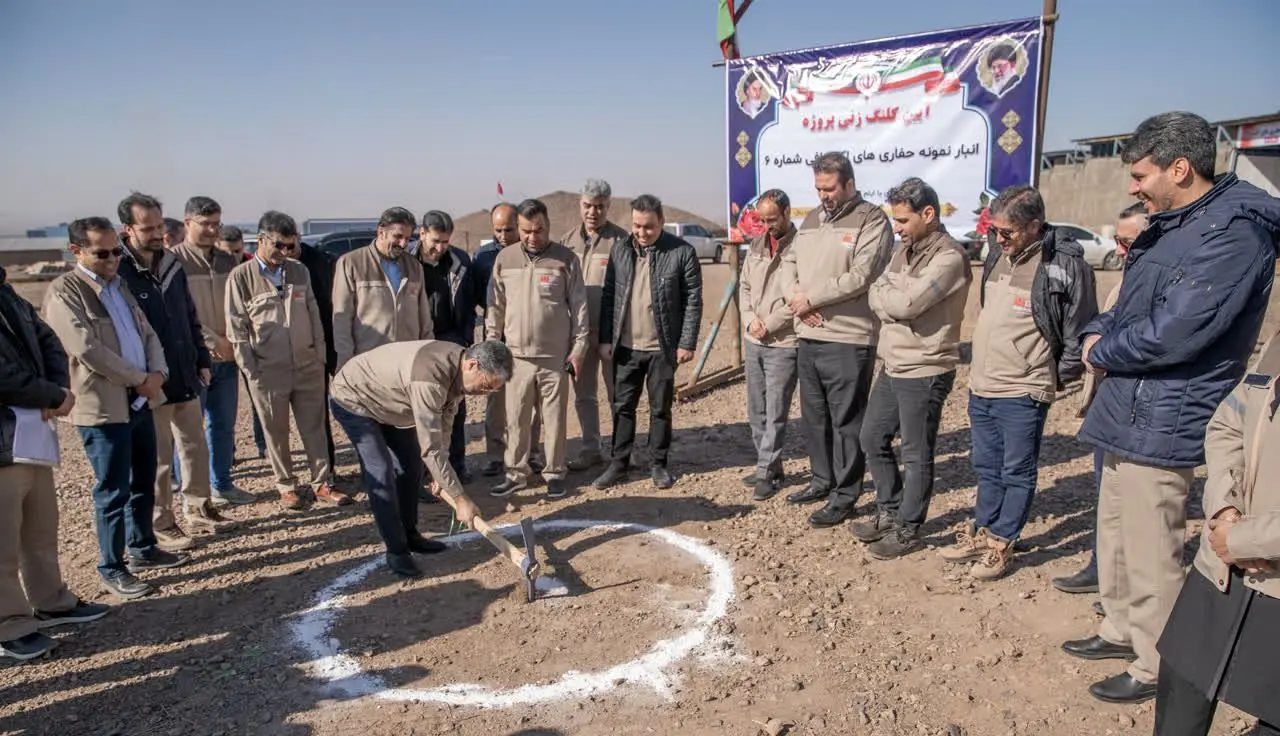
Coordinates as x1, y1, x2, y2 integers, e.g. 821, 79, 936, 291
331, 400, 422, 556
968, 393, 1049, 542
78, 408, 159, 579
204, 362, 240, 491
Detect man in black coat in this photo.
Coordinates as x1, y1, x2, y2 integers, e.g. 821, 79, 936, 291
593, 194, 703, 490
0, 266, 110, 662
297, 240, 339, 469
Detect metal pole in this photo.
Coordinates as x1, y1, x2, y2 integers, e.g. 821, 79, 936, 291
727, 244, 743, 368
1032, 0, 1059, 188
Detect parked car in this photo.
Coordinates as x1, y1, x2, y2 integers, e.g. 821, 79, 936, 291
980, 221, 1122, 270
663, 223, 722, 262
303, 230, 377, 260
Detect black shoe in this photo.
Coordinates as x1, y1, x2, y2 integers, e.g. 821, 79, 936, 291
593, 463, 629, 490
0, 632, 58, 661
741, 471, 762, 489
101, 573, 156, 600
808, 501, 853, 528
850, 509, 898, 543
417, 487, 441, 504
126, 549, 189, 574
652, 466, 675, 490
1093, 601, 1105, 617
454, 467, 474, 485
546, 479, 569, 499
529, 458, 546, 475
406, 534, 448, 555
787, 485, 829, 505
867, 527, 924, 560
1088, 672, 1156, 704
489, 478, 528, 498
386, 552, 423, 579
1052, 567, 1099, 594
1061, 635, 1137, 662
481, 459, 504, 477
753, 477, 780, 501
35, 600, 111, 628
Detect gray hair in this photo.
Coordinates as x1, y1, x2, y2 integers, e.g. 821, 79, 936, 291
988, 185, 1045, 228
1121, 111, 1216, 181
465, 340, 514, 383
581, 178, 612, 200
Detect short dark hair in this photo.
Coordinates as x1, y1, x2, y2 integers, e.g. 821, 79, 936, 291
1120, 111, 1216, 181
184, 196, 221, 218
631, 194, 664, 219
421, 210, 454, 233
378, 207, 416, 229
68, 217, 116, 248
988, 41, 1018, 65
988, 185, 1045, 228
743, 71, 759, 86
117, 192, 162, 225
163, 218, 185, 242
758, 189, 790, 211
811, 151, 854, 185
219, 225, 244, 243
1119, 202, 1148, 220
886, 177, 941, 215
258, 210, 299, 238
516, 198, 549, 222
490, 202, 516, 217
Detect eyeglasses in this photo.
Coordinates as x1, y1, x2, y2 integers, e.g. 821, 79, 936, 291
990, 225, 1019, 241
262, 235, 299, 251
83, 247, 125, 260
1114, 236, 1135, 248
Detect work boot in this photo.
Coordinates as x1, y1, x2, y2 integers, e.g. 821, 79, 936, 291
938, 522, 989, 562
567, 451, 604, 472
546, 478, 569, 499
153, 524, 195, 552
211, 485, 257, 506
490, 478, 528, 498
971, 537, 1014, 580
592, 462, 629, 490
850, 508, 899, 543
481, 459, 504, 477
867, 526, 925, 560
808, 501, 853, 528
386, 553, 423, 579
314, 484, 354, 507
184, 500, 231, 534
279, 488, 307, 511
100, 573, 156, 600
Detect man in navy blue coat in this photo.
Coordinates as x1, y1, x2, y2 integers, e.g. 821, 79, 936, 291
1062, 112, 1280, 705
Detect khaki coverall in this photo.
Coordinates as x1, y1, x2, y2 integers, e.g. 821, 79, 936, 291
225, 259, 332, 494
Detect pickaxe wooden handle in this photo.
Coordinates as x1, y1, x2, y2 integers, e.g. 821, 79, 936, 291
434, 483, 540, 601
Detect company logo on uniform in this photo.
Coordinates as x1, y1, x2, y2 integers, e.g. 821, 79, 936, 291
841, 233, 856, 248
1012, 295, 1032, 314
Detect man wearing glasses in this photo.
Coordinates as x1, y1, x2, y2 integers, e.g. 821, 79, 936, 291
939, 186, 1097, 579
44, 217, 188, 600
225, 212, 348, 511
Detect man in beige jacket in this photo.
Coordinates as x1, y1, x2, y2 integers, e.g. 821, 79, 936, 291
332, 206, 433, 374
782, 151, 895, 529
486, 198, 589, 499
855, 177, 971, 559
44, 217, 188, 600
561, 179, 629, 471
330, 339, 512, 578
738, 189, 799, 501
226, 211, 347, 511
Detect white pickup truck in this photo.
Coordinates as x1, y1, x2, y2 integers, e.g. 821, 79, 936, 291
663, 223, 723, 262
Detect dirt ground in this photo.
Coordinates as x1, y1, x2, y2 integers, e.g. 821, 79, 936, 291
2, 265, 1272, 736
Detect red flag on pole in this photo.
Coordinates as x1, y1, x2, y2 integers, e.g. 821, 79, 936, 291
497, 181, 504, 196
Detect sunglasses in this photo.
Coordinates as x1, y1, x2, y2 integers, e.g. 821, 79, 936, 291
990, 225, 1020, 241
1114, 236, 1135, 248
83, 247, 125, 260
262, 235, 299, 251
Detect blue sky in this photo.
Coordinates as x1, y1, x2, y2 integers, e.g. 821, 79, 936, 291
1, 0, 1276, 231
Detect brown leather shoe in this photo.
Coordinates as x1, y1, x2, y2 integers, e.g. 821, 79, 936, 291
279, 488, 306, 511
314, 484, 353, 506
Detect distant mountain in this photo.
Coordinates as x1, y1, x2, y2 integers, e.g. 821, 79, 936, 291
449, 190, 724, 253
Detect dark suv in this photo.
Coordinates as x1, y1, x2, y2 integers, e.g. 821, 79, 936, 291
304, 230, 377, 260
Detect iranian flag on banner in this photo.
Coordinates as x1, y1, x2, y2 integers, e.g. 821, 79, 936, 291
879, 54, 962, 94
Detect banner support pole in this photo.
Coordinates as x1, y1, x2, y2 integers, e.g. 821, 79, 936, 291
1032, 0, 1059, 187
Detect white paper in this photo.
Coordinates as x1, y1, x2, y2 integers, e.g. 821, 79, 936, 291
11, 407, 60, 467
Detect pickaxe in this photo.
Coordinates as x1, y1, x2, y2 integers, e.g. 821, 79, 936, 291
434, 484, 542, 602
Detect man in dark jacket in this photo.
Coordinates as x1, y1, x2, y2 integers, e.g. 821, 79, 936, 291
418, 210, 477, 481
296, 239, 339, 470
593, 194, 703, 490
0, 266, 110, 662
1064, 111, 1280, 705
940, 186, 1098, 579
118, 193, 228, 548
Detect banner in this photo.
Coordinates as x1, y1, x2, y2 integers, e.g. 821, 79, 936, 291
726, 18, 1043, 243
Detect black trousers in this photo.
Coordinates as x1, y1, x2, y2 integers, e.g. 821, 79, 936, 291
1156, 659, 1280, 736
331, 401, 422, 556
610, 346, 675, 468
797, 339, 876, 509
859, 369, 955, 530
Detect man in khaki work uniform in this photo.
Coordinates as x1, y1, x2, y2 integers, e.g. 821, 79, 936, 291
782, 151, 894, 529
855, 177, 971, 559
332, 206, 433, 374
170, 196, 254, 506
560, 179, 628, 471
943, 185, 1095, 580
226, 211, 348, 511
330, 339, 513, 578
738, 188, 799, 501
486, 198, 589, 500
